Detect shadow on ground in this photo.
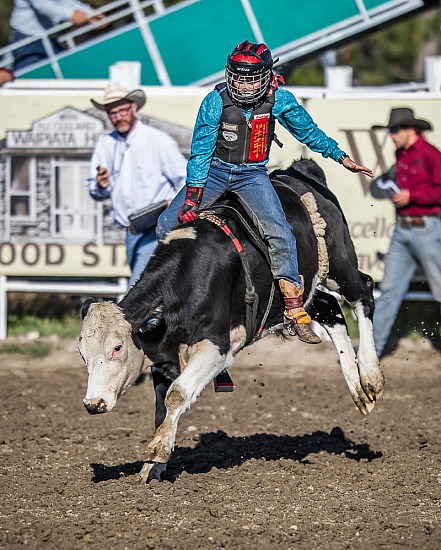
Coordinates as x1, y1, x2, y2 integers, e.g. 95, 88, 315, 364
90, 426, 383, 483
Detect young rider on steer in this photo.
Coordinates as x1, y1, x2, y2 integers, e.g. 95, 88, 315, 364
157, 41, 373, 344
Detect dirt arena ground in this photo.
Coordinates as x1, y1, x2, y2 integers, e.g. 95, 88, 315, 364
1, 334, 440, 549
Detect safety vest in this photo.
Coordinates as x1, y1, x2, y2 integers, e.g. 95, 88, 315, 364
214, 82, 276, 164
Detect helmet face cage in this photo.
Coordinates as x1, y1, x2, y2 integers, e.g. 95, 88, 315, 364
225, 41, 273, 106
225, 66, 271, 106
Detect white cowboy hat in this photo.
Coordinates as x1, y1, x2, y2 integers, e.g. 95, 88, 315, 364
91, 82, 146, 111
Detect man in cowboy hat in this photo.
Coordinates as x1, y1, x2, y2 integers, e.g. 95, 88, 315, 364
371, 106, 441, 357
87, 82, 186, 289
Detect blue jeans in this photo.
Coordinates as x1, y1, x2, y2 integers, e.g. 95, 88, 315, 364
10, 30, 62, 71
156, 161, 301, 287
126, 226, 157, 290
373, 215, 441, 356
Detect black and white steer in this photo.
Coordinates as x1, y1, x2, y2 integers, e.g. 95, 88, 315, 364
79, 159, 385, 482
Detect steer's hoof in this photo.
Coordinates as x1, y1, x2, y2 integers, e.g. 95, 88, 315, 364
138, 462, 167, 483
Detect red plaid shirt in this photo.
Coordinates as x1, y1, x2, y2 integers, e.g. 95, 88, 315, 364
395, 134, 441, 217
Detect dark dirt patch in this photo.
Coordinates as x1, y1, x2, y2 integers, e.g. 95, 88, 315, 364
1, 336, 440, 549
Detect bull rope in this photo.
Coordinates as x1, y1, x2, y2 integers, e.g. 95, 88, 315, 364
272, 179, 330, 283
299, 192, 329, 282
198, 210, 275, 345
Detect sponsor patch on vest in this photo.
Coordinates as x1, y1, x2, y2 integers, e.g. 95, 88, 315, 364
222, 131, 238, 142
253, 114, 270, 120
222, 122, 238, 131
248, 117, 269, 162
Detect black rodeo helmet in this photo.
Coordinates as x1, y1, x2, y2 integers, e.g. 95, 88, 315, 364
225, 41, 275, 107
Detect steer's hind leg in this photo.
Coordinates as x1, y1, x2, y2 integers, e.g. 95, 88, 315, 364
348, 271, 385, 401
309, 290, 377, 415
143, 339, 233, 471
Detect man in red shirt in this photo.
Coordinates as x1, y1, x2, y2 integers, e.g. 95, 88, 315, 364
372, 107, 441, 357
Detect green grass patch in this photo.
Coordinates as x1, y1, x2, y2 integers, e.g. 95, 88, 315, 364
340, 300, 441, 341
0, 341, 52, 357
341, 303, 358, 338
7, 313, 82, 338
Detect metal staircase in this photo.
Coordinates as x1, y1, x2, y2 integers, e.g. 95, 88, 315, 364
0, 0, 433, 86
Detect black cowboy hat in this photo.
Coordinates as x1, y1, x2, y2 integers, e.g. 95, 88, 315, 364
372, 107, 432, 131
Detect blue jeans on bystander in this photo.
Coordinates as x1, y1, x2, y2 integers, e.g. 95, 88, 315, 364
373, 215, 441, 356
125, 226, 157, 291
10, 30, 62, 71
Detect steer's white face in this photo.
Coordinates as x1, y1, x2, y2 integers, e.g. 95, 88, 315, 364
79, 302, 148, 414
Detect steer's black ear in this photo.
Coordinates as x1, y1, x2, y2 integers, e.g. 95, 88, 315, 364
131, 299, 164, 334
81, 297, 96, 320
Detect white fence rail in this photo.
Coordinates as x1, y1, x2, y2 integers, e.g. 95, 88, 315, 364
0, 275, 434, 341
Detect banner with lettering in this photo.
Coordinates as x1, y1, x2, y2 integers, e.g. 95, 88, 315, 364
0, 87, 440, 281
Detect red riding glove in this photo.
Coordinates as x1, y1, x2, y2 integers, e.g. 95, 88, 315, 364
178, 186, 204, 223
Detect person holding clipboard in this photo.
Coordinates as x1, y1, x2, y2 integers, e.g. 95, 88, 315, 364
371, 107, 441, 357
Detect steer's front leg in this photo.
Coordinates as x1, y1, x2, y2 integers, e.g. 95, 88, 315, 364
139, 339, 233, 482
138, 364, 178, 483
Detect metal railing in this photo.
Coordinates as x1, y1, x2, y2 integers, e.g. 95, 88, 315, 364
0, 0, 427, 86
0, 0, 176, 76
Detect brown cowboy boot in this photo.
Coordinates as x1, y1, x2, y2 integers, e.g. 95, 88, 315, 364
279, 278, 322, 344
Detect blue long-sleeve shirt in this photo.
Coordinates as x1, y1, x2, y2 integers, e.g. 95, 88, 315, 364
10, 0, 94, 35
186, 86, 345, 187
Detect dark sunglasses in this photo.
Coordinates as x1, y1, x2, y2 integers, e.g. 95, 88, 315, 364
388, 125, 408, 134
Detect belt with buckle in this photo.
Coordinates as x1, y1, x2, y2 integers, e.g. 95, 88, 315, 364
397, 215, 426, 228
